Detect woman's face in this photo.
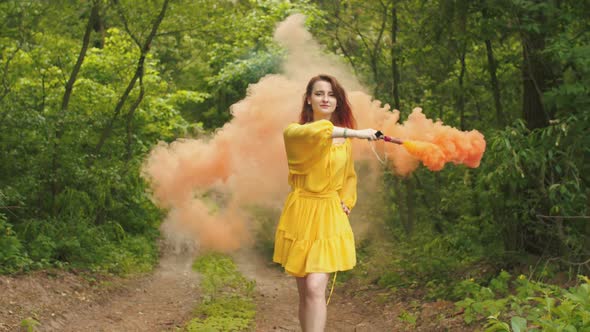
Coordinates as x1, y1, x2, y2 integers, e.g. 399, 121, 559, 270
308, 80, 337, 121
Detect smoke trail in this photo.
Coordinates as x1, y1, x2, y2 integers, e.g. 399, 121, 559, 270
377, 108, 487, 174
141, 14, 485, 251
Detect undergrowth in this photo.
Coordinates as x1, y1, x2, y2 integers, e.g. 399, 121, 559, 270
340, 225, 590, 331
185, 252, 256, 331
455, 272, 590, 331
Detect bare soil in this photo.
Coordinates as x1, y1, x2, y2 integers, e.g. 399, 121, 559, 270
234, 248, 398, 331
1, 248, 470, 332
0, 173, 478, 331
0, 250, 200, 332
234, 249, 469, 332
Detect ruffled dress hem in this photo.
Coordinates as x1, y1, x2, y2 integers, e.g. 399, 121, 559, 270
272, 228, 356, 277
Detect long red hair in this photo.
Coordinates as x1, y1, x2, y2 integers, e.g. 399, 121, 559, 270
299, 74, 357, 129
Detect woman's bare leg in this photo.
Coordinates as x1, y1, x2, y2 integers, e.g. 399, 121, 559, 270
301, 273, 330, 332
295, 277, 307, 329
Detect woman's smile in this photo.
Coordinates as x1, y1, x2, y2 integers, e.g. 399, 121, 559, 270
308, 80, 338, 120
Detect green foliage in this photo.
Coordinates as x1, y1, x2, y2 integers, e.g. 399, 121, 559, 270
20, 317, 40, 332
456, 273, 590, 331
377, 179, 501, 299
0, 1, 186, 274
377, 111, 588, 300
479, 114, 589, 262
157, 0, 318, 128
192, 252, 255, 297
0, 0, 324, 276
398, 310, 418, 326
0, 7, 587, 327
312, 0, 589, 284
186, 252, 256, 332
0, 210, 32, 274
248, 205, 281, 261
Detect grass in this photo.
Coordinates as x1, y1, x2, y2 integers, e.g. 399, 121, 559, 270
184, 252, 256, 331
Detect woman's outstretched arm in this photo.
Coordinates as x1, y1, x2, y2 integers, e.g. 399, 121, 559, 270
332, 126, 379, 141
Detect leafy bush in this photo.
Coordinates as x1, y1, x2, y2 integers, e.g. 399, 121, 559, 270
0, 214, 32, 274
456, 272, 590, 331
248, 206, 281, 261
478, 115, 589, 263
0, 12, 185, 275
379, 111, 589, 301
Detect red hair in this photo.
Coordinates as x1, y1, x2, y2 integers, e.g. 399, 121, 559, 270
299, 74, 357, 129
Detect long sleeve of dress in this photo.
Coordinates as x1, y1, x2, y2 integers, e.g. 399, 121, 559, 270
338, 141, 357, 210
283, 120, 334, 175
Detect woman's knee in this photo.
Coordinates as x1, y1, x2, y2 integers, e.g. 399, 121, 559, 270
304, 274, 329, 299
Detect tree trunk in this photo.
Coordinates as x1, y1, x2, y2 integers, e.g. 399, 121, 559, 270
93, 6, 106, 48
485, 39, 504, 127
393, 177, 408, 234
94, 0, 170, 156
521, 2, 554, 130
521, 31, 551, 130
390, 3, 400, 110
404, 177, 415, 235
125, 76, 145, 161
370, 7, 388, 97
51, 1, 99, 215
458, 48, 466, 130
61, 1, 98, 114
481, 4, 505, 127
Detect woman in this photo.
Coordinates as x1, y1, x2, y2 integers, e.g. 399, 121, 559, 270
273, 74, 379, 331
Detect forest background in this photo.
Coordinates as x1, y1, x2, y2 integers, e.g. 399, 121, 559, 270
0, 0, 588, 329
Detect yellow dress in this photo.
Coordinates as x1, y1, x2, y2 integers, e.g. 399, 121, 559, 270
273, 119, 357, 277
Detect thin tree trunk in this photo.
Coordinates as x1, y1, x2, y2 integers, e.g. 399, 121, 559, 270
405, 177, 415, 235
481, 4, 504, 127
390, 3, 400, 110
0, 47, 19, 105
125, 75, 145, 161
370, 6, 388, 96
61, 2, 99, 114
521, 31, 551, 130
335, 34, 360, 79
520, 0, 557, 130
458, 49, 466, 130
485, 40, 504, 127
330, 3, 360, 78
93, 6, 106, 48
94, 0, 170, 156
50, 1, 99, 215
393, 176, 408, 235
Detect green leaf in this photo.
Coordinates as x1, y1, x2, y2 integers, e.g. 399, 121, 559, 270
510, 316, 527, 332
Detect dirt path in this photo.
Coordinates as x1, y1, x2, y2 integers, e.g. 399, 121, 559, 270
47, 253, 200, 332
1, 246, 465, 332
234, 248, 398, 331
2, 248, 398, 332
0, 250, 200, 332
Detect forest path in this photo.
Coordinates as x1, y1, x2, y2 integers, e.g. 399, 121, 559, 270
233, 248, 398, 331
0, 183, 445, 331
45, 252, 200, 332
1, 247, 400, 332
0, 249, 200, 332
0, 246, 468, 332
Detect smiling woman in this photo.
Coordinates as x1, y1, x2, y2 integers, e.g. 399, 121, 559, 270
308, 80, 337, 119
273, 74, 379, 332
298, 75, 356, 130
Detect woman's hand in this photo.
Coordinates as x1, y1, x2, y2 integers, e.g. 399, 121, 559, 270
341, 201, 351, 215
353, 128, 379, 141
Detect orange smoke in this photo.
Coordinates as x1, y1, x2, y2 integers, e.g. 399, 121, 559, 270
359, 107, 486, 175
401, 141, 446, 171
141, 14, 486, 251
